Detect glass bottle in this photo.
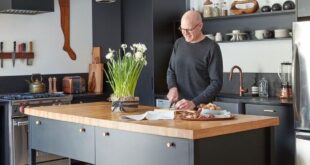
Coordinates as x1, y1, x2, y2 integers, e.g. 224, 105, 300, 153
258, 77, 269, 97
251, 81, 259, 97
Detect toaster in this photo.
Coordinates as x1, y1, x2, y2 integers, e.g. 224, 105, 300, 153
62, 76, 86, 94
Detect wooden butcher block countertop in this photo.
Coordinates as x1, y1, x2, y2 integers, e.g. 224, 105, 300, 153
24, 102, 279, 140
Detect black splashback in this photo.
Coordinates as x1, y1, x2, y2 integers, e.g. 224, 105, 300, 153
0, 73, 89, 94
222, 72, 282, 97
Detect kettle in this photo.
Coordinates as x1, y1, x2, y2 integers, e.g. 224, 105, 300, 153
26, 74, 46, 93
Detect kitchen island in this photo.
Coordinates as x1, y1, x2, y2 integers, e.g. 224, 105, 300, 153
25, 102, 279, 165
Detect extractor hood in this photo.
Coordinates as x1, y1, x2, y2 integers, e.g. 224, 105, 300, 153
0, 0, 54, 15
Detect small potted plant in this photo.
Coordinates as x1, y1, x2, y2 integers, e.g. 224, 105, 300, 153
105, 43, 147, 112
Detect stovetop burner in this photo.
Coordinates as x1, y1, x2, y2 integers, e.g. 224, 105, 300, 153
0, 92, 67, 100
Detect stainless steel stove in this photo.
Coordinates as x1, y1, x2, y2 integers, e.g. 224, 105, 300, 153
1, 92, 72, 165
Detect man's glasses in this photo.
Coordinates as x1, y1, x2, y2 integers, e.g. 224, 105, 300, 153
178, 23, 200, 33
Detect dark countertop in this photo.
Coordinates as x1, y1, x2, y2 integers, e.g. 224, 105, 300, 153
155, 93, 293, 106
216, 93, 293, 106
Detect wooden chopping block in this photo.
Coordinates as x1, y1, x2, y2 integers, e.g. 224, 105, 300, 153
92, 47, 101, 64
88, 63, 104, 93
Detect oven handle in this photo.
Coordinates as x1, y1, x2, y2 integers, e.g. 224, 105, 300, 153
13, 120, 29, 126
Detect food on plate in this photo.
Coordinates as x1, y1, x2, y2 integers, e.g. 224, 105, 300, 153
199, 103, 222, 110
179, 109, 215, 120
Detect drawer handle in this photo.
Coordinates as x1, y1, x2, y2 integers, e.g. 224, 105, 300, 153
166, 142, 175, 148
79, 128, 86, 133
103, 132, 110, 137
264, 109, 276, 113
35, 121, 41, 125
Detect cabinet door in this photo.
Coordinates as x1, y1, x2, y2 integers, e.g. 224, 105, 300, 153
30, 117, 95, 164
213, 101, 241, 114
245, 104, 295, 165
298, 0, 310, 18
95, 127, 191, 165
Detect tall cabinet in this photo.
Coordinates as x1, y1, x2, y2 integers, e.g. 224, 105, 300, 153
93, 0, 187, 105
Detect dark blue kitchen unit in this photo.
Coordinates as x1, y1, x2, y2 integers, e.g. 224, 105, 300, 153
26, 102, 279, 165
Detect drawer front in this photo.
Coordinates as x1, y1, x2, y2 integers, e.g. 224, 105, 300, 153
30, 117, 95, 164
245, 104, 289, 117
213, 101, 241, 114
95, 127, 191, 165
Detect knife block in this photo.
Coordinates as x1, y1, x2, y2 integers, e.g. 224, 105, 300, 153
88, 63, 104, 93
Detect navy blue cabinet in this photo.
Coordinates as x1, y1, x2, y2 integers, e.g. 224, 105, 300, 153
30, 117, 95, 164
95, 127, 190, 165
245, 104, 295, 165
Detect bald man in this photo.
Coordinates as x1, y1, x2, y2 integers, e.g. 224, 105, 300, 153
166, 10, 223, 110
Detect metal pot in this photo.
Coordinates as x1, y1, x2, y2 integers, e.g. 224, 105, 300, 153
26, 74, 46, 93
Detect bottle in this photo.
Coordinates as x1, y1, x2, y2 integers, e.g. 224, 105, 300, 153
212, 3, 220, 17
203, 0, 213, 18
251, 81, 259, 97
258, 77, 269, 97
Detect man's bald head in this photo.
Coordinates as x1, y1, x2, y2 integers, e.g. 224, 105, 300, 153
180, 10, 204, 43
181, 10, 202, 26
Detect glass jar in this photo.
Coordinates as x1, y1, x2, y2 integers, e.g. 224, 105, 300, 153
203, 0, 213, 18
258, 77, 269, 97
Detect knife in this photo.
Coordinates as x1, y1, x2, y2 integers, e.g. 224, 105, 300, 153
28, 41, 33, 65
12, 41, 16, 67
169, 102, 176, 110
0, 42, 3, 68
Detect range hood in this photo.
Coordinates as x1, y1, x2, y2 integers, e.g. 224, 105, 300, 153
0, 0, 54, 15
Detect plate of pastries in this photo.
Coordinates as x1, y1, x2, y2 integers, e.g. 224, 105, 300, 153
178, 103, 235, 121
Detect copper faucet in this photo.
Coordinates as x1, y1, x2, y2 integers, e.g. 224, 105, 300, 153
229, 65, 248, 96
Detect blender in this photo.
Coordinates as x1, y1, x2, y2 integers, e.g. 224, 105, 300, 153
278, 62, 292, 98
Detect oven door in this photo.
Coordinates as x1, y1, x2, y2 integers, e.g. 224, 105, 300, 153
12, 117, 68, 165
12, 117, 29, 165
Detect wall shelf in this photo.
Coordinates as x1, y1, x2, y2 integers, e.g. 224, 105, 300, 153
203, 10, 296, 21
216, 37, 292, 43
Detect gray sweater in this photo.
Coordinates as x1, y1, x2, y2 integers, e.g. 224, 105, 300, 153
167, 37, 223, 106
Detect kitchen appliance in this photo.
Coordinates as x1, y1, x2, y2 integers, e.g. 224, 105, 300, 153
293, 21, 310, 165
0, 0, 54, 15
0, 92, 72, 165
63, 76, 86, 94
26, 74, 46, 93
278, 62, 292, 98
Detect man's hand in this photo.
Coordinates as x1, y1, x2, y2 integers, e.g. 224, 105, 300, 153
175, 99, 196, 110
167, 87, 179, 103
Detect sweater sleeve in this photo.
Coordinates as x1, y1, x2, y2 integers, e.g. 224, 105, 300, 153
167, 42, 178, 89
192, 43, 223, 105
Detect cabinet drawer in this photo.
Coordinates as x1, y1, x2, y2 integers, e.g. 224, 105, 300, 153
30, 117, 95, 164
213, 101, 241, 114
95, 127, 191, 165
245, 104, 290, 117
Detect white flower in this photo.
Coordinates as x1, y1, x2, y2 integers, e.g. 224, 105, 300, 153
125, 52, 132, 57
144, 60, 147, 66
134, 51, 143, 60
105, 48, 115, 60
133, 43, 147, 53
121, 44, 127, 49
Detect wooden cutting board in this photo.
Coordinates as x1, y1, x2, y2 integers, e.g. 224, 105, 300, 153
88, 64, 103, 93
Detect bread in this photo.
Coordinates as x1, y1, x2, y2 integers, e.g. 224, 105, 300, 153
200, 103, 222, 110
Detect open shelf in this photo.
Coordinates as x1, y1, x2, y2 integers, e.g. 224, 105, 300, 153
216, 37, 292, 43
203, 10, 296, 21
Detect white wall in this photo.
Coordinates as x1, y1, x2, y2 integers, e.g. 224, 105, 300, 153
190, 0, 294, 73
0, 0, 92, 76
220, 39, 292, 73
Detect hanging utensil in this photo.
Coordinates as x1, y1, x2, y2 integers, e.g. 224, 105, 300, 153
0, 42, 3, 68
12, 41, 16, 67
